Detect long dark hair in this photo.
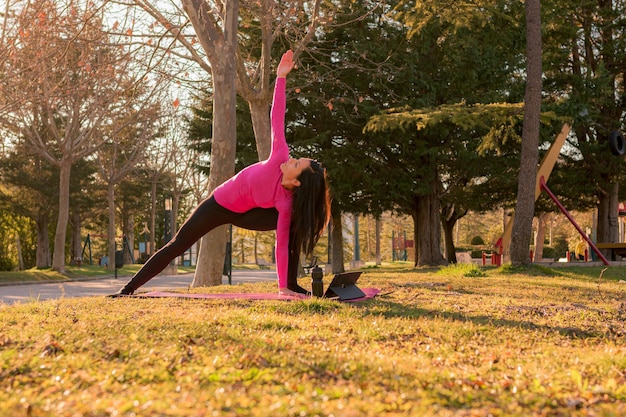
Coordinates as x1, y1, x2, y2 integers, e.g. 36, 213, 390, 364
290, 160, 331, 258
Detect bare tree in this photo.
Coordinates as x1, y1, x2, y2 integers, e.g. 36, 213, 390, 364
95, 102, 163, 271
140, 111, 196, 267
142, 132, 176, 259
166, 115, 199, 234
0, 0, 173, 272
0, 0, 37, 119
533, 212, 549, 261
128, 0, 323, 156
185, 139, 211, 264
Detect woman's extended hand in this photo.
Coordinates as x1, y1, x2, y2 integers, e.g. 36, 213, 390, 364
276, 50, 295, 78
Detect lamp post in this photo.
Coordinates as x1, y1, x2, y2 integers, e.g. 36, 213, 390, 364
162, 196, 177, 275
164, 197, 172, 245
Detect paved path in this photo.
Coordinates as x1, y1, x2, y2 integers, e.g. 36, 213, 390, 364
0, 270, 277, 306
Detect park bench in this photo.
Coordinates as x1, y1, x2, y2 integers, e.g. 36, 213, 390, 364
595, 243, 626, 261
257, 259, 272, 270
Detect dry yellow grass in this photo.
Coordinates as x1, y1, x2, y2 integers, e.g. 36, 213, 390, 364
0, 263, 624, 416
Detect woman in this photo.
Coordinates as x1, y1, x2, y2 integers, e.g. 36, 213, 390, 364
112, 50, 331, 296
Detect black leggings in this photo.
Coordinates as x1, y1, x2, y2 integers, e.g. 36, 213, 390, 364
121, 196, 299, 292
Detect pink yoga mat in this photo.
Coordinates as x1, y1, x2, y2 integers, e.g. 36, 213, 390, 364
135, 288, 380, 302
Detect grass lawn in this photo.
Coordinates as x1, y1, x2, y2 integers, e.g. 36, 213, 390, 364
0, 263, 624, 416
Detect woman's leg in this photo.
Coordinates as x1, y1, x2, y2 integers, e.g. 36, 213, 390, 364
114, 197, 237, 295
231, 207, 278, 231
232, 209, 309, 294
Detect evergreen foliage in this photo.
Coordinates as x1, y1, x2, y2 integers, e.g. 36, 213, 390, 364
1, 0, 625, 267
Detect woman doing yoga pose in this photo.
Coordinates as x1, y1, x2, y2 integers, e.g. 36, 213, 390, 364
112, 50, 331, 297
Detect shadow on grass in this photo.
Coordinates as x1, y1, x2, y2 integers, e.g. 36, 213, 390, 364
356, 297, 614, 340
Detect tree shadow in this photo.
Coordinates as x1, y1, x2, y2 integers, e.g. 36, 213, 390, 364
354, 295, 618, 340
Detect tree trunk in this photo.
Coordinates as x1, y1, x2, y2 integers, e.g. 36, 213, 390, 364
190, 0, 238, 288
70, 211, 82, 265
413, 192, 446, 266
365, 216, 371, 262
441, 203, 467, 264
331, 209, 345, 274
107, 182, 117, 271
352, 214, 360, 262
149, 178, 157, 256
36, 209, 50, 268
534, 212, 548, 261
194, 226, 229, 286
248, 97, 272, 160
441, 216, 457, 264
375, 218, 381, 266
15, 233, 24, 271
52, 159, 72, 273
510, 0, 542, 266
596, 182, 619, 245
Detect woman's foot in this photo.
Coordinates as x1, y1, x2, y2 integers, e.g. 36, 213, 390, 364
287, 283, 311, 296
279, 287, 310, 297
107, 286, 134, 297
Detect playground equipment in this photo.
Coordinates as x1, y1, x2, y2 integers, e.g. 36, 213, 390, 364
609, 130, 626, 156
392, 230, 413, 261
500, 123, 610, 265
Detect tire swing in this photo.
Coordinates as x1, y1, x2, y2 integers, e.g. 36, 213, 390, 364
609, 130, 625, 156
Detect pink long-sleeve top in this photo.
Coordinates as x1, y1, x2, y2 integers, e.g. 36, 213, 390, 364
213, 77, 292, 289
